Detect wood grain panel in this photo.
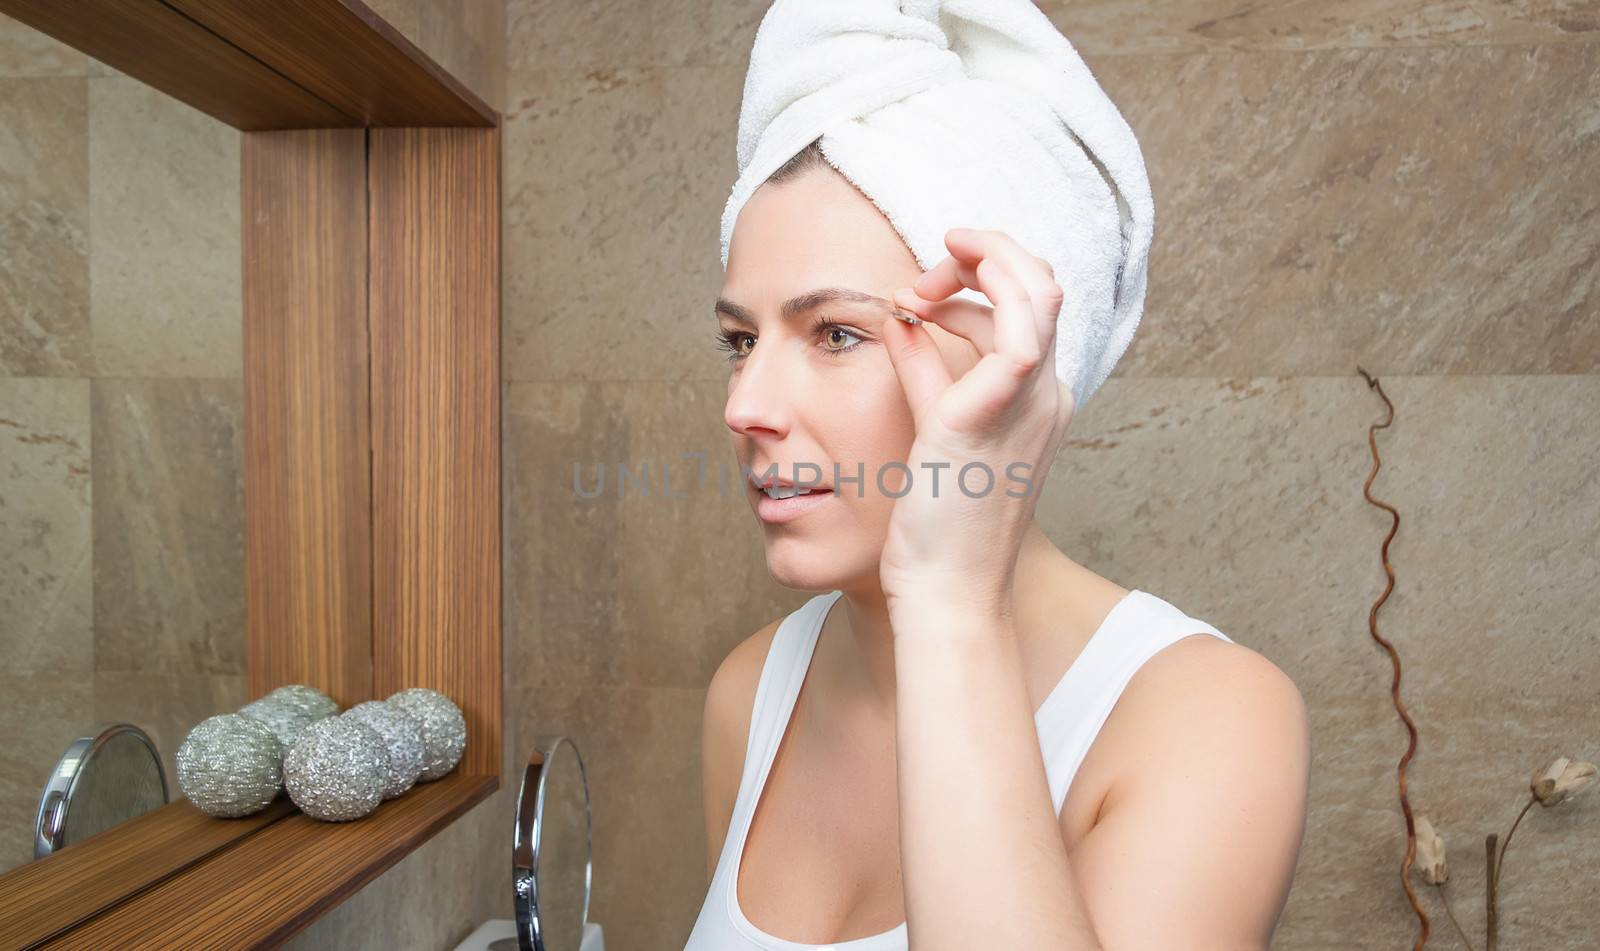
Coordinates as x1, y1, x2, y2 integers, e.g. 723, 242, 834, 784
0, 0, 352, 130
368, 127, 502, 777
0, 798, 295, 950
164, 0, 496, 127
244, 129, 373, 709
37, 774, 497, 950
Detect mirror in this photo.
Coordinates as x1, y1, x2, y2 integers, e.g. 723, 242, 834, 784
506, 735, 594, 951
34, 723, 167, 858
0, 2, 500, 945
1, 11, 244, 876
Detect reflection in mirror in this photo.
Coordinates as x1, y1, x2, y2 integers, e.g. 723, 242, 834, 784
34, 722, 167, 857
1, 12, 243, 874
508, 736, 593, 951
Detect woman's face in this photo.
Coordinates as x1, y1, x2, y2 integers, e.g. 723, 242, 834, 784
717, 165, 979, 591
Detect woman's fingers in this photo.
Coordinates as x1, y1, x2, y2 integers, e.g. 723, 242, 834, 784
891, 227, 1073, 432
880, 304, 955, 421
914, 229, 1042, 378
908, 246, 975, 303
971, 254, 1042, 376
913, 228, 1063, 356
890, 288, 995, 355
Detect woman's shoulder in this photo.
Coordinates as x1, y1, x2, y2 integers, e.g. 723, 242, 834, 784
1116, 591, 1301, 730
702, 592, 824, 769
1099, 608, 1308, 804
1065, 607, 1311, 944
705, 591, 828, 711
1129, 628, 1299, 713
700, 610, 790, 871
704, 615, 784, 755
706, 590, 836, 759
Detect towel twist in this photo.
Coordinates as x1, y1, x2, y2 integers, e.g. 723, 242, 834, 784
720, 0, 1153, 413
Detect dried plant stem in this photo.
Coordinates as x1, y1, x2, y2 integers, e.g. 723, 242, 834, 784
1485, 835, 1498, 951
1434, 883, 1479, 951
1357, 367, 1430, 949
1493, 796, 1536, 892
1480, 797, 1535, 951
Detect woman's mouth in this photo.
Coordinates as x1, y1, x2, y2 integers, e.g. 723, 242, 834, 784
753, 484, 834, 524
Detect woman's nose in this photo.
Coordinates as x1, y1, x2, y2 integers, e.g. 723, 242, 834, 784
723, 340, 794, 439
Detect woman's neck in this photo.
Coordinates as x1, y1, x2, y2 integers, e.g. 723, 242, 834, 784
820, 521, 1113, 723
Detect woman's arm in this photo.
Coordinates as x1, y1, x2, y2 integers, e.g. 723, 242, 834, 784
892, 609, 1309, 950
891, 610, 1099, 949
877, 228, 1309, 947
1061, 634, 1310, 947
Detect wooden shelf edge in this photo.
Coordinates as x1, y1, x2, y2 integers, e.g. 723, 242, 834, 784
0, 797, 298, 950
0, 0, 496, 131
167, 0, 499, 128
39, 772, 499, 950
333, 0, 499, 126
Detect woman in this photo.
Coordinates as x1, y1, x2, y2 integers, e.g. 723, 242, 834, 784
686, 4, 1310, 949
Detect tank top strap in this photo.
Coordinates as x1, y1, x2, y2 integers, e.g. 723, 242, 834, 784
1033, 589, 1235, 815
734, 590, 842, 806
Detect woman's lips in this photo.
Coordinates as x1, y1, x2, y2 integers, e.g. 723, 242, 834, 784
753, 485, 834, 524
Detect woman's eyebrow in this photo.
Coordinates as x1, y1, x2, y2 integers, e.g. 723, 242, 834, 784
714, 286, 891, 326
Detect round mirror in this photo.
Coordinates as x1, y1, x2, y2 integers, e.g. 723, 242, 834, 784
504, 734, 592, 951
34, 723, 168, 859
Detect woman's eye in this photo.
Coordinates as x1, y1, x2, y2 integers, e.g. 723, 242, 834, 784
713, 330, 754, 362
818, 322, 865, 356
714, 321, 867, 364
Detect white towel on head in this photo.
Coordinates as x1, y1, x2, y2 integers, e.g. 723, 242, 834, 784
719, 0, 1153, 413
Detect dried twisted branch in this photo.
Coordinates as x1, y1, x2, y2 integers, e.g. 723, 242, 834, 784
1357, 366, 1431, 949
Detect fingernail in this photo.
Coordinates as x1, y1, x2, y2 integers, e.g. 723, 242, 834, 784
887, 292, 920, 325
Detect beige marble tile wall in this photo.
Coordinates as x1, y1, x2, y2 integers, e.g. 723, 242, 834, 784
500, 1, 1598, 949
0, 15, 246, 876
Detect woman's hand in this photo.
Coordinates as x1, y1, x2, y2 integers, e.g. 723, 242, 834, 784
878, 227, 1075, 633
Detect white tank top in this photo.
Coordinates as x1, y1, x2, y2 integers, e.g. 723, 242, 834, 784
684, 587, 1233, 950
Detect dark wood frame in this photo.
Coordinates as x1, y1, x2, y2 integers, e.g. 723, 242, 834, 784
0, 2, 502, 948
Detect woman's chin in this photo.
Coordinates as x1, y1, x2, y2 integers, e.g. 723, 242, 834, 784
761, 536, 871, 592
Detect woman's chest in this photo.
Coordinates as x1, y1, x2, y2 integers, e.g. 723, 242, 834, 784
735, 729, 907, 943
732, 706, 1120, 944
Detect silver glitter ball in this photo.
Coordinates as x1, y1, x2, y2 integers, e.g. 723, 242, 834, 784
284, 717, 389, 822
176, 713, 284, 818
386, 687, 466, 781
239, 696, 317, 751
342, 701, 425, 799
265, 684, 340, 721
